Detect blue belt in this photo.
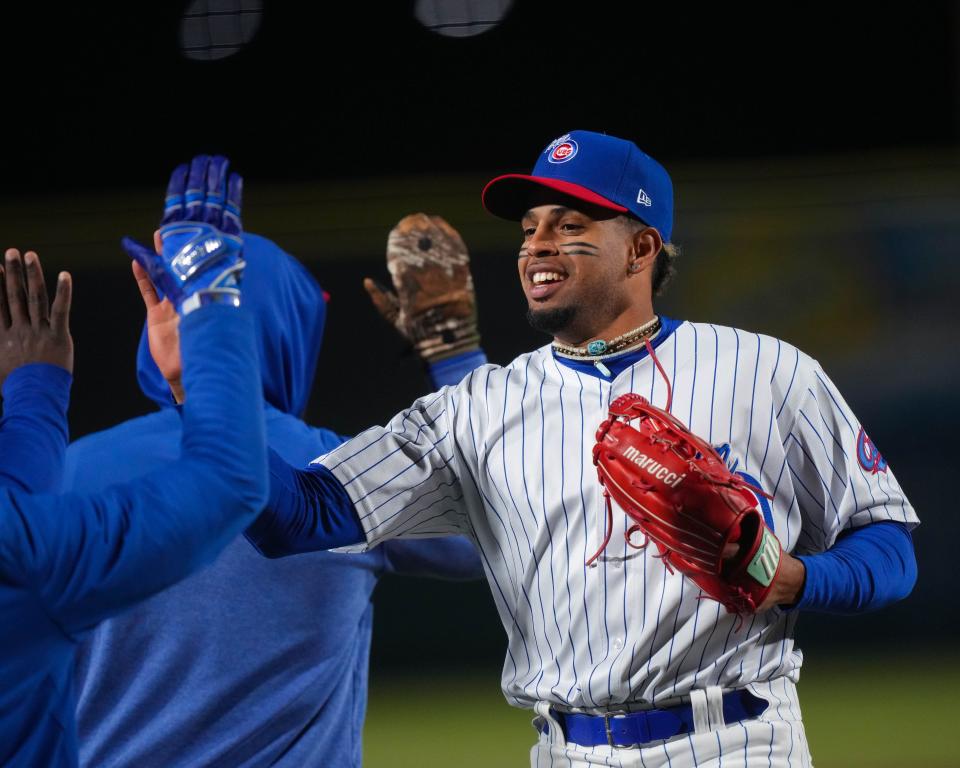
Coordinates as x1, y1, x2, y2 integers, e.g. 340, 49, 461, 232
544, 690, 768, 748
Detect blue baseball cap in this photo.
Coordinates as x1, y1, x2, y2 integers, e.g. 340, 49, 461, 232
482, 130, 674, 242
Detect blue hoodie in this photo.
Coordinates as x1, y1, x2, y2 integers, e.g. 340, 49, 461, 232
2, 306, 268, 767
0, 363, 72, 493
64, 234, 484, 768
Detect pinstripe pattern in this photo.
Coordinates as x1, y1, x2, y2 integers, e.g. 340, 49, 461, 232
321, 321, 917, 742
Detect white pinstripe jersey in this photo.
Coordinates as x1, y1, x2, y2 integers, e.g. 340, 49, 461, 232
321, 320, 918, 712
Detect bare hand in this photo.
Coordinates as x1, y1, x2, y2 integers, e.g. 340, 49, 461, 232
133, 230, 185, 403
0, 249, 73, 387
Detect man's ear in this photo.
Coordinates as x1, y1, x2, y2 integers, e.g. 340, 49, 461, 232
627, 226, 663, 275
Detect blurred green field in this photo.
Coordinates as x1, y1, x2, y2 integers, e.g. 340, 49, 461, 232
364, 655, 960, 767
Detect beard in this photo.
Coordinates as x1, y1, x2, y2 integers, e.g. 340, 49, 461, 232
526, 305, 577, 336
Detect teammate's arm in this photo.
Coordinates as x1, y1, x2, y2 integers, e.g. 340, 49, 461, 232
0, 250, 73, 493
0, 305, 267, 633
0, 157, 270, 634
0, 227, 268, 634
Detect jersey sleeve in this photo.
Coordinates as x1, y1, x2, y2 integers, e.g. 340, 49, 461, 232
319, 385, 470, 548
782, 355, 919, 554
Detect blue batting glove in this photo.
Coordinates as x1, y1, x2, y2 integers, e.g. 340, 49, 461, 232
161, 155, 243, 234
122, 155, 246, 315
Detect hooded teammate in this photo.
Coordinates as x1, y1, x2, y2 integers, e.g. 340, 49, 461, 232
0, 178, 268, 767
64, 157, 486, 767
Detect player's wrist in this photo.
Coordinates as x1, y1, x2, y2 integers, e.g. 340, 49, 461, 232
170, 382, 187, 405
167, 378, 186, 404
760, 552, 806, 611
413, 321, 481, 363
417, 336, 481, 363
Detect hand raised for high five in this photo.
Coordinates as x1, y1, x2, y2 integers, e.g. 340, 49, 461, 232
0, 249, 73, 387
123, 155, 244, 318
123, 155, 246, 402
132, 240, 184, 403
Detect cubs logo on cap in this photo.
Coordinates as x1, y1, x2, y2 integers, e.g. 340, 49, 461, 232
547, 138, 578, 164
482, 129, 674, 242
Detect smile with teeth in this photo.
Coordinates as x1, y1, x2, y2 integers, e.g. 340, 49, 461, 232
532, 271, 567, 284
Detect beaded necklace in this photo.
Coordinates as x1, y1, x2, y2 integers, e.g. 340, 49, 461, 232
552, 316, 662, 377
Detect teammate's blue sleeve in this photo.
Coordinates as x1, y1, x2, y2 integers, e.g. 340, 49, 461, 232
380, 537, 483, 580
245, 452, 364, 558
792, 521, 916, 614
0, 306, 268, 635
428, 349, 488, 389
0, 363, 71, 493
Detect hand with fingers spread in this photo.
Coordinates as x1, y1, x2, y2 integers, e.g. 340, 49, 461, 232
0, 248, 73, 387
122, 154, 245, 318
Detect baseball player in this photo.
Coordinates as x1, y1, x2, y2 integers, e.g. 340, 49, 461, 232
64, 157, 487, 766
0, 177, 270, 767
221, 133, 918, 766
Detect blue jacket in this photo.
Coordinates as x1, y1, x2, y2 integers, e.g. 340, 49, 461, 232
0, 364, 72, 493
1, 307, 268, 767
64, 234, 484, 768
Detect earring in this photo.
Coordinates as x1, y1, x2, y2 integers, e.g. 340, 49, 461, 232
628, 263, 641, 273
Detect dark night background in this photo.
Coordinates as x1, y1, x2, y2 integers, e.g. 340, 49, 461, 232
2, 3, 957, 187
1, 0, 958, 744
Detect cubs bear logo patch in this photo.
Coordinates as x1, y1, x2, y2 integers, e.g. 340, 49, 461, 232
856, 427, 887, 474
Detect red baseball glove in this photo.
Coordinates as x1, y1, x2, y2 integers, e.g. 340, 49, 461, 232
591, 392, 782, 617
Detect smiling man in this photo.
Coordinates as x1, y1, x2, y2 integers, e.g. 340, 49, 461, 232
247, 130, 919, 767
